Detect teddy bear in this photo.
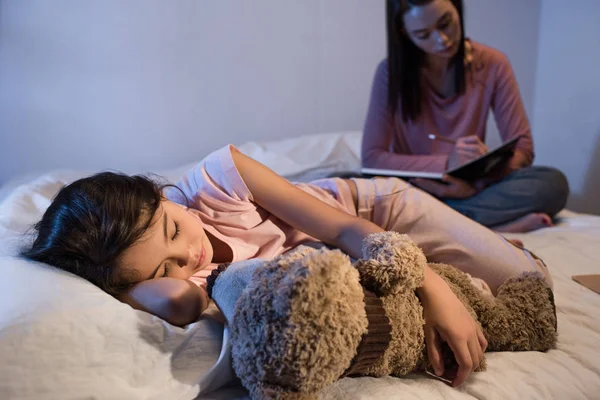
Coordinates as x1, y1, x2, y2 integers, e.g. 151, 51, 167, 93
206, 232, 557, 399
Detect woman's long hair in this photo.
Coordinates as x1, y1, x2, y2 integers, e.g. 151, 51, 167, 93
386, 0, 466, 122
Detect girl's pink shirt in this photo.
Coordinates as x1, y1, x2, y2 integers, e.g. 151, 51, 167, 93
166, 145, 356, 287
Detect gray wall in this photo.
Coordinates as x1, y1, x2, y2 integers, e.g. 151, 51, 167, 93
465, 0, 541, 148
0, 0, 542, 182
532, 0, 600, 215
0, 1, 385, 179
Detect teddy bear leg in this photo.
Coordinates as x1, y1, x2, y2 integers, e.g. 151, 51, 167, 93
481, 272, 557, 352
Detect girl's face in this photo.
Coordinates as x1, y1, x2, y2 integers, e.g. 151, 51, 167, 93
402, 0, 462, 59
120, 200, 214, 282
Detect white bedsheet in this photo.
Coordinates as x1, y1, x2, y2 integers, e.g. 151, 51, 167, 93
1, 132, 599, 399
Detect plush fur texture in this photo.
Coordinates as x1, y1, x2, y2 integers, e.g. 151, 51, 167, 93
229, 247, 368, 399
353, 233, 428, 377
357, 232, 426, 296
212, 232, 557, 399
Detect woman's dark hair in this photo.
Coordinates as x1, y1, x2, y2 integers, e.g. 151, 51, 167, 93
386, 0, 466, 122
21, 172, 166, 296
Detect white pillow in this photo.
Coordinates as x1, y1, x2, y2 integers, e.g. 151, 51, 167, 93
0, 174, 234, 399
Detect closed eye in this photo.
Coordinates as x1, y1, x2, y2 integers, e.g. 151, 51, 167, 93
172, 221, 180, 240
438, 16, 451, 30
414, 13, 452, 39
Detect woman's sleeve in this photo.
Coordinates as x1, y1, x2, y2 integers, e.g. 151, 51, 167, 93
491, 53, 534, 166
361, 60, 449, 173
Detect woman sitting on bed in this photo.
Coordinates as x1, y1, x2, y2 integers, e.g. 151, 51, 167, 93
22, 145, 551, 387
361, 0, 569, 232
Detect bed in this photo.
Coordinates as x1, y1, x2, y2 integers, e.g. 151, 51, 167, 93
1, 132, 599, 400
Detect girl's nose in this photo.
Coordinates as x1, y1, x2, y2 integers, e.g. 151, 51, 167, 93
180, 244, 201, 270
174, 246, 193, 269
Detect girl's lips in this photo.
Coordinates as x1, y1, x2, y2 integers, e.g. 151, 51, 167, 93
196, 245, 206, 269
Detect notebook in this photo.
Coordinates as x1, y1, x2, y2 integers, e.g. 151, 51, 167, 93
361, 136, 520, 182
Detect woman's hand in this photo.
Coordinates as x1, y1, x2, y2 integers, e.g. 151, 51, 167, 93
411, 175, 476, 199
447, 136, 488, 170
473, 149, 530, 191
418, 267, 487, 387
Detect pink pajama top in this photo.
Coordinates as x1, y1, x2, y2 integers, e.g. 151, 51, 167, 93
166, 145, 355, 287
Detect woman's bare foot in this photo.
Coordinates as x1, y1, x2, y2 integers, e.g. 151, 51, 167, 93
493, 213, 553, 233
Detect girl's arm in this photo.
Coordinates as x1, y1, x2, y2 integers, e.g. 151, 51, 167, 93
231, 148, 486, 386
119, 278, 209, 327
232, 147, 377, 259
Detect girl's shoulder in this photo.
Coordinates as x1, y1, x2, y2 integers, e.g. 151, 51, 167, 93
167, 145, 253, 206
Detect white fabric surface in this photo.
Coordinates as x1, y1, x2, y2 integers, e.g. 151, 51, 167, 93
1, 132, 599, 399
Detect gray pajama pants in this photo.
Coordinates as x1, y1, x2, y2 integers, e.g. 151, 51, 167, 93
443, 166, 569, 227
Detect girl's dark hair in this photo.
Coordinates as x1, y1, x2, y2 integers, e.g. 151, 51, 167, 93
386, 0, 466, 122
21, 172, 165, 296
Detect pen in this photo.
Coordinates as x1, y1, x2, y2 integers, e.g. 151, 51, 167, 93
428, 133, 457, 144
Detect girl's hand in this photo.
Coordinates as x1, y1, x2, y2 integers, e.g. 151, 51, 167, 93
411, 175, 476, 199
418, 268, 488, 387
447, 136, 488, 170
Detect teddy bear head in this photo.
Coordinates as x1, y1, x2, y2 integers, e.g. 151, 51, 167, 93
225, 246, 368, 399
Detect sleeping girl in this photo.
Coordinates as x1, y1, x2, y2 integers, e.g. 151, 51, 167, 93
22, 144, 552, 387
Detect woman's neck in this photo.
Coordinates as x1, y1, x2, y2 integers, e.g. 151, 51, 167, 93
423, 55, 457, 99
425, 54, 452, 76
